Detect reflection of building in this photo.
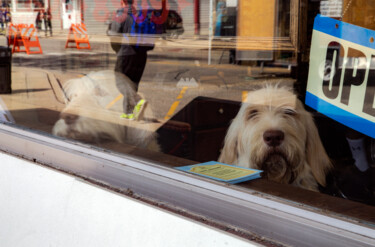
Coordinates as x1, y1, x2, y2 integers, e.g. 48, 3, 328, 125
5, 0, 289, 44
8, 0, 82, 31
1, 0, 10, 7
6, 0, 210, 35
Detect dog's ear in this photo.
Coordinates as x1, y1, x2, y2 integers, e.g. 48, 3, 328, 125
219, 118, 240, 165
303, 109, 332, 187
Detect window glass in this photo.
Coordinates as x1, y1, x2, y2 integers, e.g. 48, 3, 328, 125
15, 0, 43, 9
1, 0, 374, 226
16, 0, 31, 8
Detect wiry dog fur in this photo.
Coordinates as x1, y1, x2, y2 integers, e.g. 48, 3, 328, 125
52, 70, 159, 151
219, 85, 332, 191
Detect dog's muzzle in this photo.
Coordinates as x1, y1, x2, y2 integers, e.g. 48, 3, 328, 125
261, 130, 294, 183
261, 151, 293, 183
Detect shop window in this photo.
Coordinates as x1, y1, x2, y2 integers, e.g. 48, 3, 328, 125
1, 0, 375, 244
16, 0, 44, 9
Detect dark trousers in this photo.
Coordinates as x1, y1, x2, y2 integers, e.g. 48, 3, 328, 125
44, 20, 52, 36
36, 20, 42, 30
115, 51, 148, 113
115, 52, 148, 91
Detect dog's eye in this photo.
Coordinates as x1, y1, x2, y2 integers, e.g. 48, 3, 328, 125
247, 109, 258, 120
283, 109, 297, 116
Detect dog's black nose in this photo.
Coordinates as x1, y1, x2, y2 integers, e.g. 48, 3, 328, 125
263, 130, 284, 147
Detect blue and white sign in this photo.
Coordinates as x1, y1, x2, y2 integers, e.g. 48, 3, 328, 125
306, 14, 375, 138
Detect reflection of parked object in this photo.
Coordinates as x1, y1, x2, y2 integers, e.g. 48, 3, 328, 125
0, 46, 12, 94
162, 9, 184, 37
8, 24, 43, 55
219, 85, 332, 192
52, 70, 159, 151
107, 9, 184, 38
65, 23, 91, 50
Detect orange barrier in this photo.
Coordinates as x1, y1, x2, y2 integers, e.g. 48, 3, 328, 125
8, 24, 43, 55
20, 24, 43, 55
7, 24, 18, 48
65, 23, 91, 50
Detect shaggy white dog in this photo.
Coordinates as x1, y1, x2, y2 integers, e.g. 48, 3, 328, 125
52, 70, 159, 151
219, 85, 332, 191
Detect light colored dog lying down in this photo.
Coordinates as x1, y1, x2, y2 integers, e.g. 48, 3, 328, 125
219, 85, 332, 191
52, 70, 159, 151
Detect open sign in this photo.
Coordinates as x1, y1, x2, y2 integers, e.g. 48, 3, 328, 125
306, 14, 375, 138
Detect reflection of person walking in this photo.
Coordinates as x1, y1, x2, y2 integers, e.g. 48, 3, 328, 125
36, 10, 43, 31
0, 8, 4, 33
109, 0, 155, 120
44, 7, 52, 36
4, 8, 11, 28
109, 0, 154, 91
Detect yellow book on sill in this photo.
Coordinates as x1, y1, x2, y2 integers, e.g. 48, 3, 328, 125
176, 161, 262, 184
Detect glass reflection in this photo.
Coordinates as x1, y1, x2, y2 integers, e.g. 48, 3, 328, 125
1, 0, 374, 211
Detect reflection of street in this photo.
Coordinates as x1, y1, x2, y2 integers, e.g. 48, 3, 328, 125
1, 67, 75, 134
0, 36, 293, 136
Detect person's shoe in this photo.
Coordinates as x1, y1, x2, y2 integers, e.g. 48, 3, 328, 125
120, 99, 147, 121
133, 99, 147, 120
120, 112, 134, 120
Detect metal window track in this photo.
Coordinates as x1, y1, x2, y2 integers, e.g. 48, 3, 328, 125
0, 123, 374, 247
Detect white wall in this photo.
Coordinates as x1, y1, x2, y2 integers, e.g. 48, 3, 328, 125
0, 151, 257, 247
